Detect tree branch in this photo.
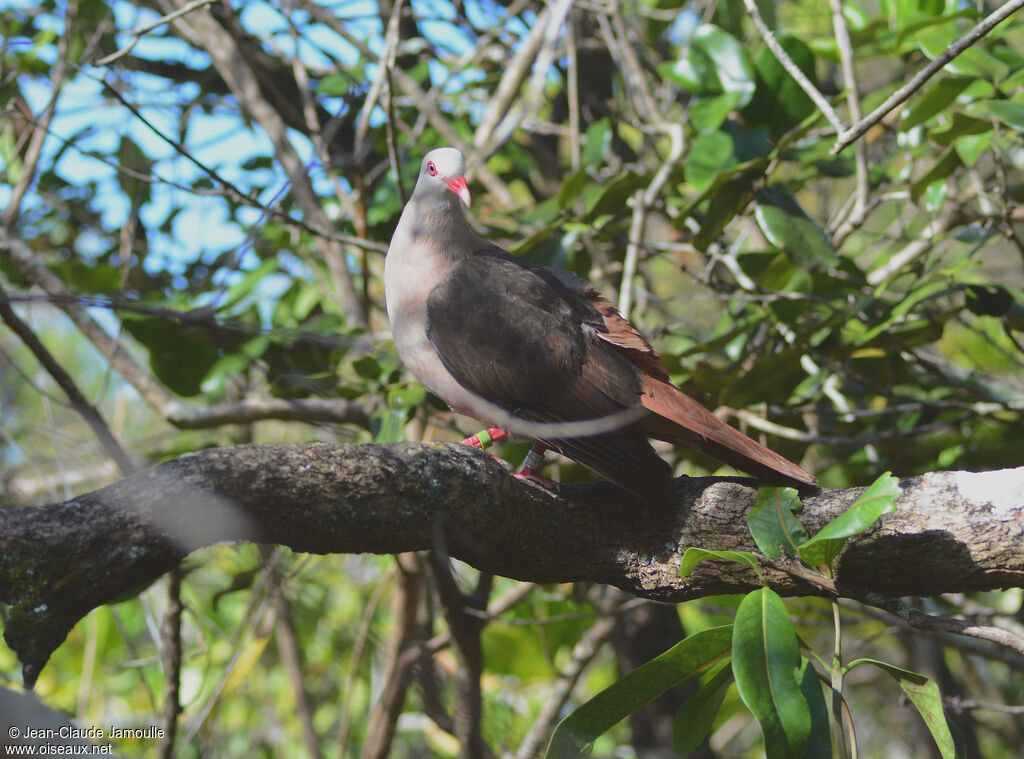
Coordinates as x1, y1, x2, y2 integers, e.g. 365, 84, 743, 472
1, 442, 1021, 687
832, 0, 1024, 154
159, 0, 368, 328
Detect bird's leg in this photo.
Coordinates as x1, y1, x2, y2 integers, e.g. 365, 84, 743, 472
514, 444, 556, 488
460, 427, 510, 467
515, 443, 547, 477
460, 427, 507, 449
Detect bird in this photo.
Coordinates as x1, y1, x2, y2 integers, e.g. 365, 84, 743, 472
384, 147, 817, 501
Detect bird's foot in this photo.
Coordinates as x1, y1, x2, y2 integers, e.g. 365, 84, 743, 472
512, 444, 556, 489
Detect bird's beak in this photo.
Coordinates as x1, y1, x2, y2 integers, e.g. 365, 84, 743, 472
445, 175, 471, 207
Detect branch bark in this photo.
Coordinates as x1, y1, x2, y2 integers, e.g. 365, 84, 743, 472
1, 442, 1021, 687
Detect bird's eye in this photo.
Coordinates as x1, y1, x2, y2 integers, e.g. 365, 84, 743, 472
426, 161, 437, 176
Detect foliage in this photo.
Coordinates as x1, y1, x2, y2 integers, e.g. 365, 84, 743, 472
2, 0, 1023, 756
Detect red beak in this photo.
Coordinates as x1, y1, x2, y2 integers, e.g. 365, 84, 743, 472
445, 175, 471, 207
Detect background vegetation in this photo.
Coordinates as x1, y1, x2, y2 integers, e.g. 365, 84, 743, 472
1, 0, 1023, 756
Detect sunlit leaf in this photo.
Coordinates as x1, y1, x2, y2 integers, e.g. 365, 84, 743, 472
798, 472, 901, 568
845, 659, 959, 758
746, 487, 807, 559
680, 547, 761, 578
546, 626, 733, 759
732, 589, 811, 759
754, 186, 838, 270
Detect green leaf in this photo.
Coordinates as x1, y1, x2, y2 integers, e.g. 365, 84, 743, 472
117, 135, 152, 207
900, 76, 973, 129
672, 662, 734, 755
660, 25, 755, 124
680, 547, 761, 578
581, 118, 611, 167
955, 131, 991, 165
744, 36, 818, 138
556, 167, 588, 209
845, 659, 959, 758
915, 23, 1008, 80
983, 99, 1024, 131
123, 317, 224, 397
910, 146, 961, 204
693, 174, 758, 250
545, 625, 733, 759
754, 186, 838, 270
370, 385, 425, 443
582, 169, 646, 220
746, 487, 808, 559
929, 112, 992, 145
732, 589, 811, 759
690, 93, 735, 134
798, 472, 902, 568
685, 131, 736, 192
799, 658, 832, 759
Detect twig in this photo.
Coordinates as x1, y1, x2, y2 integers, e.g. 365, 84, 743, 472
514, 596, 624, 759
743, 0, 845, 134
833, 0, 1024, 154
94, 0, 217, 65
859, 592, 1024, 656
337, 565, 394, 754
266, 553, 324, 759
472, 2, 553, 150
428, 552, 489, 759
296, 0, 515, 206
566, 13, 581, 171
164, 0, 368, 327
619, 123, 685, 317
355, 0, 403, 159
594, 4, 658, 125
95, 76, 386, 253
384, 64, 406, 208
360, 554, 424, 759
846, 600, 1024, 672
945, 696, 1024, 714
3, 8, 73, 225
179, 548, 287, 747
829, 0, 870, 239
284, 12, 362, 230
0, 280, 135, 475
157, 568, 184, 759
865, 205, 963, 284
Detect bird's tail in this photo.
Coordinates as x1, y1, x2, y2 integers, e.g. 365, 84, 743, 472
639, 377, 818, 492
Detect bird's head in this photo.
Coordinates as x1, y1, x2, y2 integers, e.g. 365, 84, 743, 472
417, 147, 471, 207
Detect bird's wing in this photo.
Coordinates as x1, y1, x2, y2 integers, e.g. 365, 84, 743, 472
425, 250, 672, 499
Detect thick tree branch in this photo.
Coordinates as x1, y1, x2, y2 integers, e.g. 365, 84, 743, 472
1, 442, 1021, 687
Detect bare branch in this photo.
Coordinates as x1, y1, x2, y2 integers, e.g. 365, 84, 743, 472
743, 0, 845, 135
514, 596, 622, 759
833, 0, 1024, 154
94, 0, 218, 66
859, 593, 1024, 657
0, 281, 135, 475
2, 9, 74, 225
829, 0, 870, 239
360, 554, 424, 759
0, 226, 182, 421
159, 0, 367, 328
0, 243, 373, 432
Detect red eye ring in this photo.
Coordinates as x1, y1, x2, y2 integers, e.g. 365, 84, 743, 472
426, 161, 437, 176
